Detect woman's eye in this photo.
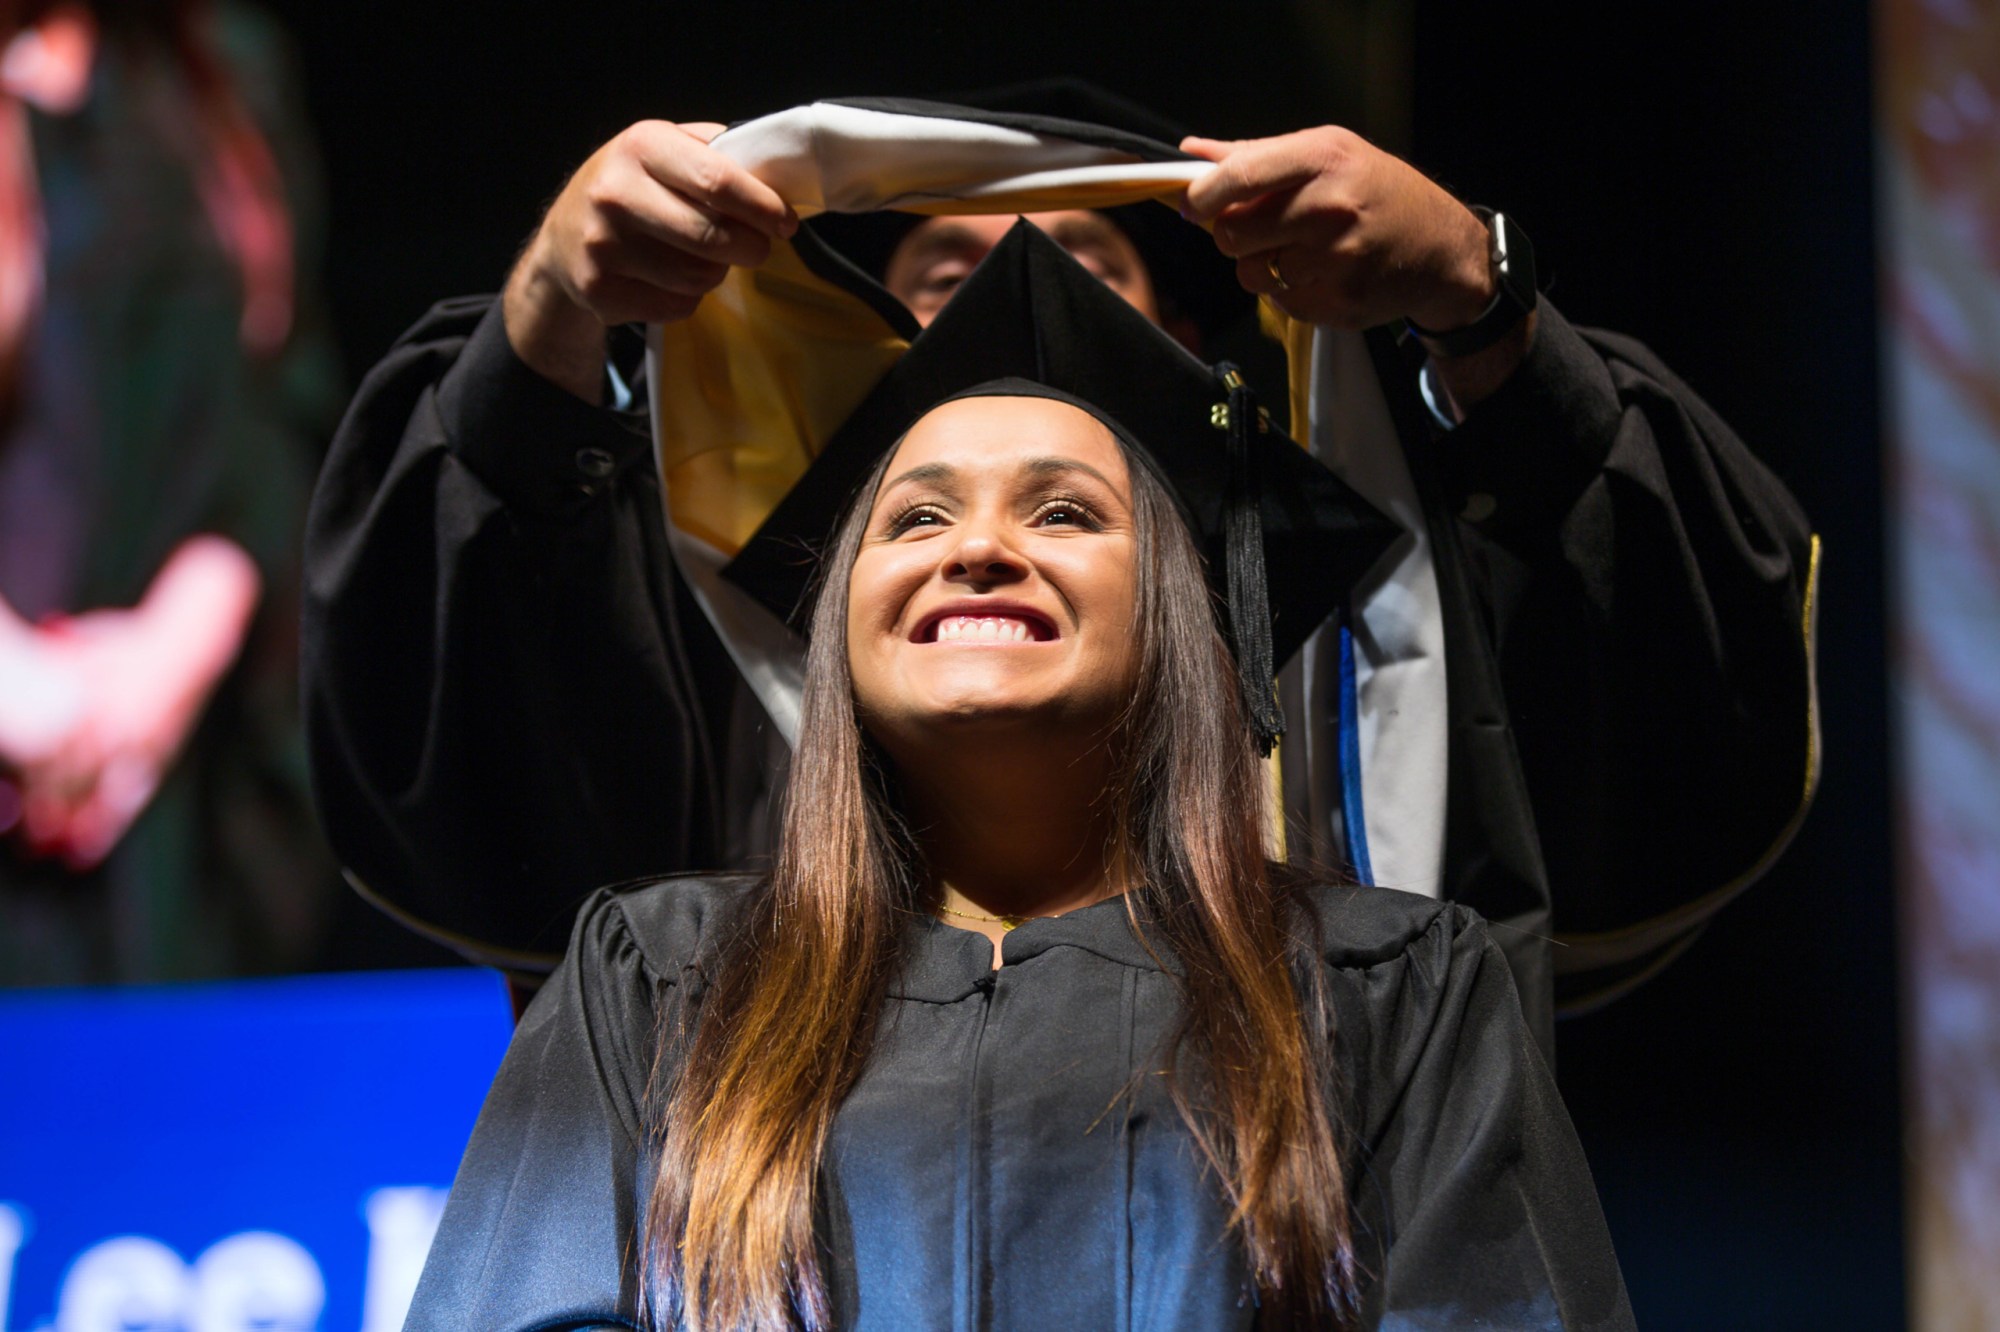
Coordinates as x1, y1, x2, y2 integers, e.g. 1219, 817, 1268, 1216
886, 507, 946, 536
1034, 501, 1097, 528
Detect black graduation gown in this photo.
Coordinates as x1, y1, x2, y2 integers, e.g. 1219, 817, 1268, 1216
301, 294, 1817, 1033
405, 874, 1634, 1331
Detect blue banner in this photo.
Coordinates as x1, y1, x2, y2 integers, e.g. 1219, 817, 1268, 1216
0, 968, 513, 1332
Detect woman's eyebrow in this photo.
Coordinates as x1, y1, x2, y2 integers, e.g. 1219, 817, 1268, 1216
880, 454, 1120, 496
1022, 456, 1120, 492
881, 460, 958, 493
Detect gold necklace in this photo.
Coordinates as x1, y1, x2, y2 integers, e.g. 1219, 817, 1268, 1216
937, 903, 1034, 931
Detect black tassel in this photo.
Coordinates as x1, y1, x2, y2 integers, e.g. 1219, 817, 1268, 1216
1216, 363, 1284, 756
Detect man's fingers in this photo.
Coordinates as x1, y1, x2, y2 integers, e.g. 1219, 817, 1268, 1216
566, 235, 726, 322
1235, 248, 1385, 330
578, 273, 708, 327
512, 115, 804, 353
626, 121, 797, 239
598, 234, 731, 298
1179, 134, 1233, 164
1208, 187, 1356, 260
1181, 136, 1322, 224
650, 193, 776, 268
1235, 250, 1296, 300
589, 172, 775, 270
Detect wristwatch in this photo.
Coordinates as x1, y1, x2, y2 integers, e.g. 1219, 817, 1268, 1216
1405, 207, 1537, 358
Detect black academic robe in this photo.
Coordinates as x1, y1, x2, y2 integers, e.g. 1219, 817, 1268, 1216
405, 873, 1635, 1331
301, 295, 1817, 1036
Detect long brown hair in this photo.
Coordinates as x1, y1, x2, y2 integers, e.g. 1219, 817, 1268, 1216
644, 428, 1358, 1329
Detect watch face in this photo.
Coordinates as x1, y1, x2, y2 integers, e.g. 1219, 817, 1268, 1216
1490, 212, 1537, 309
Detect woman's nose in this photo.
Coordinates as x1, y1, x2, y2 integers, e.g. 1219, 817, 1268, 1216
942, 526, 1025, 585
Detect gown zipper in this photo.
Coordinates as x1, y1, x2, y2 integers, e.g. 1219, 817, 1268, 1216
958, 971, 998, 1332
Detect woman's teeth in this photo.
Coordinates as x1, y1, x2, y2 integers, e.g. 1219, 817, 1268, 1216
934, 616, 1036, 642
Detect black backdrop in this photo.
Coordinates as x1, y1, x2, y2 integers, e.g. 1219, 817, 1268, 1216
266, 2, 1901, 1324
1409, 6, 1900, 1328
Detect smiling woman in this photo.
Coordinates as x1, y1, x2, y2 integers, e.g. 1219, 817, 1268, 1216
851, 397, 1138, 754
400, 225, 1636, 1332
846, 390, 1213, 947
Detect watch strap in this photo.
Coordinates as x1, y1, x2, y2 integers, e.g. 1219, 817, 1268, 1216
1406, 207, 1538, 358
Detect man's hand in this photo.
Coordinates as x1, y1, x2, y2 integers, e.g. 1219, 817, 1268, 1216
1180, 127, 1493, 330
502, 120, 799, 401
1181, 127, 1535, 411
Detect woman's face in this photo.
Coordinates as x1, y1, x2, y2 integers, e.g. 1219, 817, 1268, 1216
846, 395, 1141, 752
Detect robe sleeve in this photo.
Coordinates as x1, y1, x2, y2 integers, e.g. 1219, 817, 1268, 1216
1337, 903, 1636, 1331
403, 889, 668, 1332
301, 298, 727, 968
1433, 303, 1819, 1008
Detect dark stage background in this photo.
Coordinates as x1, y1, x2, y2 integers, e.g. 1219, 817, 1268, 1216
265, 2, 1900, 1324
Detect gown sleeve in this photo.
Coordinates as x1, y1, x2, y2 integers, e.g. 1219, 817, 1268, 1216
1431, 303, 1819, 1008
1334, 901, 1636, 1331
301, 299, 728, 968
402, 888, 668, 1332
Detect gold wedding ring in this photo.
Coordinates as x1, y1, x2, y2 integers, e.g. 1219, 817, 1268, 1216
1266, 253, 1290, 291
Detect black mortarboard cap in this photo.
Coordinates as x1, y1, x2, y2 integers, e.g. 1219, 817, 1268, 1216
723, 222, 1397, 753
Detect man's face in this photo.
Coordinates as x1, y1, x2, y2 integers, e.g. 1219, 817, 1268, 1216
882, 211, 1160, 327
